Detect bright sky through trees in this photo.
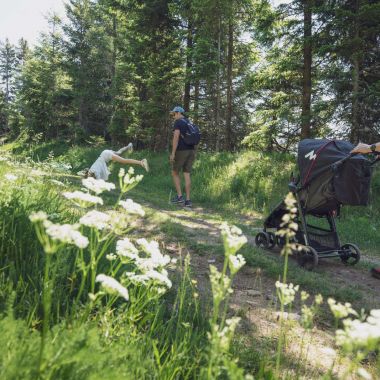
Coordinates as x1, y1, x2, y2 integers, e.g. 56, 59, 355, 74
0, 0, 66, 45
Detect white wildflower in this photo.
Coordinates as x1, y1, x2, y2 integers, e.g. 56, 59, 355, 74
210, 265, 232, 301
116, 237, 139, 260
96, 274, 129, 301
50, 179, 65, 187
4, 174, 18, 181
106, 253, 117, 261
80, 210, 110, 230
357, 367, 372, 380
228, 254, 246, 274
63, 191, 103, 207
220, 223, 247, 256
125, 272, 150, 284
301, 291, 310, 301
284, 192, 297, 208
315, 294, 323, 305
31, 169, 46, 176
44, 222, 89, 249
118, 168, 125, 177
119, 199, 145, 216
335, 309, 380, 352
136, 238, 171, 269
29, 211, 48, 223
82, 177, 115, 195
328, 298, 358, 319
145, 269, 172, 288
107, 211, 130, 235
275, 281, 299, 306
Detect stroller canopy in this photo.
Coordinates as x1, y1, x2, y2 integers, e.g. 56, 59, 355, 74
299, 139, 354, 185
297, 139, 372, 211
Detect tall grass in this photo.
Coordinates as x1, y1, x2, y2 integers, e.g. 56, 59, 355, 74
1, 140, 379, 379
0, 150, 251, 379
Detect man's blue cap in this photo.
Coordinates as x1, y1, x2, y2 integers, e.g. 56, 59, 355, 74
170, 106, 185, 113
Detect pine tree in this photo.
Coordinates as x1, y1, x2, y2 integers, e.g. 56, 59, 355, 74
63, 0, 113, 138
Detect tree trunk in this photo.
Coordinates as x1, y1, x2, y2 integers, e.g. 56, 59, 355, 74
350, 0, 360, 143
183, 19, 193, 112
301, 0, 312, 140
215, 15, 222, 151
226, 20, 233, 151
193, 79, 199, 124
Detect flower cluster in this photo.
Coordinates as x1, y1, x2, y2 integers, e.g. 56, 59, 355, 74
43, 221, 89, 249
119, 199, 145, 217
228, 254, 246, 274
276, 193, 298, 239
335, 309, 380, 353
96, 274, 129, 301
29, 211, 89, 253
47, 161, 72, 172
220, 223, 247, 256
4, 173, 18, 181
82, 177, 115, 195
118, 168, 143, 193
80, 210, 111, 230
63, 190, 103, 208
275, 281, 299, 306
29, 211, 48, 223
328, 298, 358, 319
115, 237, 173, 291
116, 237, 139, 260
210, 265, 233, 301
208, 317, 241, 352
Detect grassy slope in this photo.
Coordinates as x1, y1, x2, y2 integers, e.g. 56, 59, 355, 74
2, 140, 380, 378
10, 139, 380, 251
6, 140, 380, 306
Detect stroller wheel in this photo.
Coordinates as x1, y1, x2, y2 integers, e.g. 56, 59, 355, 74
267, 232, 276, 249
297, 245, 319, 271
255, 232, 270, 249
276, 234, 286, 248
340, 243, 361, 265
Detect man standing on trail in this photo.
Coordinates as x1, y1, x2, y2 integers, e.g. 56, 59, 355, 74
169, 106, 196, 208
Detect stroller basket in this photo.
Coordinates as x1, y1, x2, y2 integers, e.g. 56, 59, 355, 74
306, 224, 339, 251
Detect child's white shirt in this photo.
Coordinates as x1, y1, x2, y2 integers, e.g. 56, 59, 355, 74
89, 150, 114, 180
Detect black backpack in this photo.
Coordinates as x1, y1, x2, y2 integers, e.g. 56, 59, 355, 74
182, 119, 201, 146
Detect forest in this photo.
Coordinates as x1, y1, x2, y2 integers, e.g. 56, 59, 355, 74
1, 0, 379, 150
0, 1, 379, 379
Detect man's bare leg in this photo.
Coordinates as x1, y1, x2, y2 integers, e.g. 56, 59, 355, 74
184, 172, 191, 200
172, 170, 182, 197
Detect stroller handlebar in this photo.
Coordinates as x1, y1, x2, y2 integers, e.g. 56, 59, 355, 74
331, 153, 355, 172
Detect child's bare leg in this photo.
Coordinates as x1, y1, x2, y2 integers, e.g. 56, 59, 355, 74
111, 154, 148, 171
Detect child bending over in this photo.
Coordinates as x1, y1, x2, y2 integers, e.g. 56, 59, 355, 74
85, 143, 149, 180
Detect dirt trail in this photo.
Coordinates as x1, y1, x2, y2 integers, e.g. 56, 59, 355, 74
144, 202, 380, 376
151, 203, 380, 306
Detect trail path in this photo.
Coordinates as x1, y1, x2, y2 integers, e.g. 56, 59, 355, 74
141, 201, 380, 377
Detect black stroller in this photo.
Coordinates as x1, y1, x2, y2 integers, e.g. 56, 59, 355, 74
255, 139, 379, 270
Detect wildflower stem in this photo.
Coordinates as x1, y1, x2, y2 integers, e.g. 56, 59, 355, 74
38, 253, 52, 375
276, 233, 290, 375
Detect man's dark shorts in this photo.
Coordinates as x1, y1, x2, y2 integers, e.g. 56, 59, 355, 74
172, 150, 196, 173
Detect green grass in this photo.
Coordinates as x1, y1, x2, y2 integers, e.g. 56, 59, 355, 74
1, 139, 380, 379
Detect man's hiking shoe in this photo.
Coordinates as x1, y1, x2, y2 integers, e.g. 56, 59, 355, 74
171, 195, 185, 204
371, 267, 380, 279
184, 200, 192, 208
141, 159, 149, 172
